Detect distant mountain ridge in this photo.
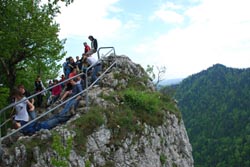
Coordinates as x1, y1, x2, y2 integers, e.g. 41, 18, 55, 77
174, 63, 250, 167
159, 78, 183, 86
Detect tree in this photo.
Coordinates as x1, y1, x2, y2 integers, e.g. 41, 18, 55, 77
0, 0, 73, 91
146, 65, 167, 87
175, 64, 250, 167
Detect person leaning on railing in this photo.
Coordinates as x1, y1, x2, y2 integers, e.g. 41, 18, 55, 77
11, 88, 35, 130
83, 54, 102, 85
18, 84, 37, 120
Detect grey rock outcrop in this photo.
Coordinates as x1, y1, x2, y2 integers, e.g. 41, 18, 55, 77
0, 55, 193, 167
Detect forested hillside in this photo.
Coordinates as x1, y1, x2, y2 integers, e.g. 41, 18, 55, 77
174, 64, 250, 167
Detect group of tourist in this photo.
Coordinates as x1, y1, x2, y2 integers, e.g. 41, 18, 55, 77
62, 35, 100, 83
10, 35, 101, 135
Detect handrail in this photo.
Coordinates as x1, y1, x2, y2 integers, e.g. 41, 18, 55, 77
0, 72, 83, 115
0, 46, 117, 146
97, 46, 116, 59
0, 72, 85, 141
0, 71, 85, 149
84, 58, 117, 110
85, 46, 116, 110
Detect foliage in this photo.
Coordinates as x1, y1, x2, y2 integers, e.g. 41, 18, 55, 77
160, 153, 167, 165
0, 86, 9, 110
121, 88, 179, 125
126, 75, 150, 91
105, 106, 142, 144
85, 160, 91, 167
175, 64, 250, 167
71, 87, 180, 155
0, 0, 66, 90
51, 133, 73, 167
123, 89, 160, 114
146, 65, 167, 87
146, 65, 155, 81
105, 88, 180, 144
0, 86, 12, 135
159, 84, 179, 98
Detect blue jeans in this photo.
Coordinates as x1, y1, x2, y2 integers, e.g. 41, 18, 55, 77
59, 98, 79, 115
19, 121, 37, 135
20, 98, 79, 135
91, 64, 102, 84
28, 110, 37, 120
38, 115, 71, 130
36, 99, 78, 130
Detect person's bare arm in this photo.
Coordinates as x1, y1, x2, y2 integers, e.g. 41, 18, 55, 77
30, 98, 35, 105
27, 100, 35, 111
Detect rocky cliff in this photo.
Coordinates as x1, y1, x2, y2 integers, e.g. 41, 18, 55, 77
0, 55, 193, 167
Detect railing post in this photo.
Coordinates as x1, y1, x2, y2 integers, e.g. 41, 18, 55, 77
85, 72, 89, 112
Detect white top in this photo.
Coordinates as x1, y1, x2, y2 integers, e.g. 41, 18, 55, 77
86, 56, 97, 65
14, 97, 29, 122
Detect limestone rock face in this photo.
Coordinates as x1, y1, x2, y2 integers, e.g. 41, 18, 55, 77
0, 55, 193, 167
84, 113, 193, 167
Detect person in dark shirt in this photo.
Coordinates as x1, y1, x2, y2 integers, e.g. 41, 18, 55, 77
76, 56, 82, 72
85, 35, 98, 56
68, 57, 77, 72
34, 76, 45, 107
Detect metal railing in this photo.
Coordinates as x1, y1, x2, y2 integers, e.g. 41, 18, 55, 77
0, 46, 116, 151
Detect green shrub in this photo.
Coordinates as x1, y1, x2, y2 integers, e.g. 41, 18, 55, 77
85, 160, 91, 167
160, 153, 167, 164
51, 133, 73, 167
72, 88, 180, 155
127, 76, 149, 91
123, 89, 160, 114
105, 107, 142, 143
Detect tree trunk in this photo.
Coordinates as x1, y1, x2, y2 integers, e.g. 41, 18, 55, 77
0, 59, 16, 91
7, 67, 16, 91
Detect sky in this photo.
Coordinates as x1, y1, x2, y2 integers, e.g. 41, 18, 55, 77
56, 0, 250, 79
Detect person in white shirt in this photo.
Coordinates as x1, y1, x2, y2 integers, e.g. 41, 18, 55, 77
84, 55, 102, 85
11, 88, 35, 129
18, 84, 37, 120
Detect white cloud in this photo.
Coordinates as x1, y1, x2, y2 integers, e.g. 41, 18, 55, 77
150, 10, 184, 24
133, 0, 250, 78
55, 0, 250, 79
186, 0, 250, 24
124, 20, 140, 30
164, 2, 183, 10
134, 43, 148, 53
56, 0, 122, 39
149, 1, 185, 24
